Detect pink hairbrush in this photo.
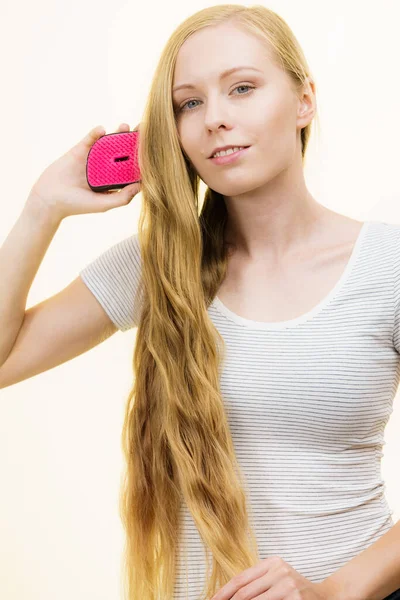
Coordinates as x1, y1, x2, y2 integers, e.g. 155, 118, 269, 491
86, 130, 141, 192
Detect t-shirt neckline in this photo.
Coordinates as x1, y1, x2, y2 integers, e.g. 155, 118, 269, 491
212, 220, 373, 330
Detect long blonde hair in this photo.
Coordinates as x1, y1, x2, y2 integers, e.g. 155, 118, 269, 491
119, 5, 319, 599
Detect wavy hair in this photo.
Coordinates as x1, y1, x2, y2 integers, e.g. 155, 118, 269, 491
119, 5, 320, 599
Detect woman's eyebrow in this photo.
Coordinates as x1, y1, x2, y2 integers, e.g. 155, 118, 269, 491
172, 66, 263, 93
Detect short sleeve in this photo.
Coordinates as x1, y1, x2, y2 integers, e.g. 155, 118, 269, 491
79, 233, 144, 332
393, 225, 400, 353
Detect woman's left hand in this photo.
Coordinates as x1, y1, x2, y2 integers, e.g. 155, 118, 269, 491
210, 556, 331, 600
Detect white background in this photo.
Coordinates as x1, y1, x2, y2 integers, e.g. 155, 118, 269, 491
1, 1, 400, 598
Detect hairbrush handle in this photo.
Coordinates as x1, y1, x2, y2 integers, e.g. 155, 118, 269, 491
86, 130, 141, 192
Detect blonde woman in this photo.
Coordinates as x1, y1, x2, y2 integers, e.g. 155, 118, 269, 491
2, 4, 400, 600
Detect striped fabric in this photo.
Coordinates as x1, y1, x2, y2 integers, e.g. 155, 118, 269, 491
80, 220, 400, 599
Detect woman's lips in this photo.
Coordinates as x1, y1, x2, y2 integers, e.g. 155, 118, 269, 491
209, 146, 250, 165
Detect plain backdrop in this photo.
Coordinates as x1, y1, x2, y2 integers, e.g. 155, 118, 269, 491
1, 1, 400, 598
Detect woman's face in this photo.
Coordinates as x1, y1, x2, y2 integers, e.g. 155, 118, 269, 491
172, 22, 307, 198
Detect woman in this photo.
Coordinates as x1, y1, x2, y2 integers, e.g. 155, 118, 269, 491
6, 3, 400, 600
79, 5, 400, 599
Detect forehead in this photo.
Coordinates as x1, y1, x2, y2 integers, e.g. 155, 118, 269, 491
172, 23, 280, 88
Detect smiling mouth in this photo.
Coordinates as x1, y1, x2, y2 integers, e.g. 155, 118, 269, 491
209, 145, 250, 159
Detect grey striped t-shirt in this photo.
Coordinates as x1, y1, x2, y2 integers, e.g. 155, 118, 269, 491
79, 220, 400, 599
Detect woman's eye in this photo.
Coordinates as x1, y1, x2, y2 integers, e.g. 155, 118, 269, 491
177, 84, 256, 113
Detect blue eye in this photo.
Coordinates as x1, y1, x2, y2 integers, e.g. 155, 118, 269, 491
177, 84, 256, 113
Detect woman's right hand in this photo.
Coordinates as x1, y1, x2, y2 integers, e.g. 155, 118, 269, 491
26, 123, 141, 221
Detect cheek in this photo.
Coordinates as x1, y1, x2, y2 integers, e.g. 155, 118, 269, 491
179, 131, 202, 164
258, 106, 296, 155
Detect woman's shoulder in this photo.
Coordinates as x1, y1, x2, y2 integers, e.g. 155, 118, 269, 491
79, 232, 143, 332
